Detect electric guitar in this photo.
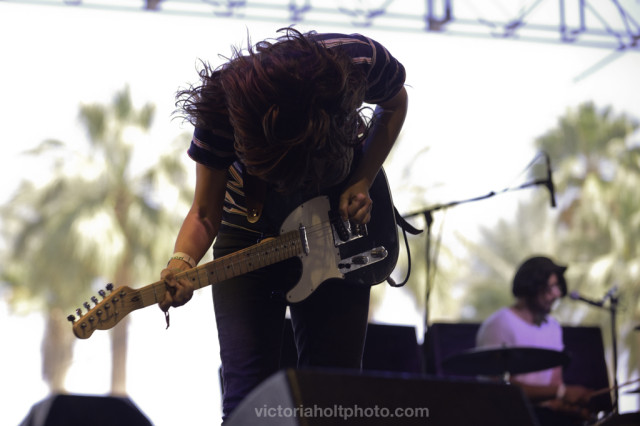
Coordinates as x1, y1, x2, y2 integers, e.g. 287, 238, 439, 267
69, 170, 399, 339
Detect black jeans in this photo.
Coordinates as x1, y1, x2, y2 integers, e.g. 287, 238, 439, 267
212, 231, 371, 421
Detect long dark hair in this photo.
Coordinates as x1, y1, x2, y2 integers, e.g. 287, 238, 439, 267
176, 27, 369, 192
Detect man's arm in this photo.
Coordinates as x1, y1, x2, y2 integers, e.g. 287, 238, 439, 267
339, 86, 408, 224
159, 163, 228, 311
514, 378, 593, 406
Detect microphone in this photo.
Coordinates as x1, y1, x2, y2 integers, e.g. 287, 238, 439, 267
602, 285, 619, 303
569, 291, 603, 307
569, 285, 619, 308
544, 152, 557, 208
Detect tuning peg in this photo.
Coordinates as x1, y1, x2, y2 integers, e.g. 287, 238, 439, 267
106, 283, 114, 292
83, 302, 91, 311
91, 296, 99, 305
67, 314, 76, 323
76, 308, 83, 317
98, 289, 106, 298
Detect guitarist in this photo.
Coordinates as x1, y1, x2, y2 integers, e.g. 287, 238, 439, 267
158, 27, 408, 422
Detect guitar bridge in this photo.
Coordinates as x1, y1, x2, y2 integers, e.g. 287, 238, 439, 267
337, 246, 388, 274
329, 210, 367, 246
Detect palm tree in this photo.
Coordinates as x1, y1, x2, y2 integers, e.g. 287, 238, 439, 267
0, 86, 192, 394
539, 104, 640, 379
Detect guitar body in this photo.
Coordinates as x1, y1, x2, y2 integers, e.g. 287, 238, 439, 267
283, 170, 399, 302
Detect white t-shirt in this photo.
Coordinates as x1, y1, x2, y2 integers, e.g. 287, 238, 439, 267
476, 307, 564, 386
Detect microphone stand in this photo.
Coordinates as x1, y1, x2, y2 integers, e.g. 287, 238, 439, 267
574, 289, 620, 414
403, 178, 551, 334
609, 293, 620, 414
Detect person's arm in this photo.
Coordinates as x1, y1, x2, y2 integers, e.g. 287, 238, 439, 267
512, 367, 593, 405
512, 368, 561, 402
339, 86, 408, 224
158, 163, 228, 311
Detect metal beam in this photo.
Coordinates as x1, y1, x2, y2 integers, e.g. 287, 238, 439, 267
6, 0, 640, 51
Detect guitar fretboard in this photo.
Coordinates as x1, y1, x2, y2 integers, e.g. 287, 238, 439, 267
138, 230, 303, 308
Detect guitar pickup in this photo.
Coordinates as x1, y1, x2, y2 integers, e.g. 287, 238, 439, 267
338, 246, 388, 274
329, 211, 368, 246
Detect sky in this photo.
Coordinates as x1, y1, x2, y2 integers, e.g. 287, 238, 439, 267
1, 1, 639, 425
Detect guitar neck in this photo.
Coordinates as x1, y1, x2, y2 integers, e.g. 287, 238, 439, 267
138, 230, 303, 308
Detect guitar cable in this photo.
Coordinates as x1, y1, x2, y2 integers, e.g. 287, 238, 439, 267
387, 208, 422, 288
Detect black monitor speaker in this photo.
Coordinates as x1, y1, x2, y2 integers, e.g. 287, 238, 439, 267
226, 368, 538, 426
20, 394, 152, 426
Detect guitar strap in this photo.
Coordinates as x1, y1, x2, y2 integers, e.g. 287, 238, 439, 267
394, 207, 423, 236
387, 206, 423, 288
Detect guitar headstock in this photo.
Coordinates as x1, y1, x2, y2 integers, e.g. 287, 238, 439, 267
67, 283, 141, 339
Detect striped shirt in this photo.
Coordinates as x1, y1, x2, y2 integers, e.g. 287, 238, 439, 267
187, 33, 406, 234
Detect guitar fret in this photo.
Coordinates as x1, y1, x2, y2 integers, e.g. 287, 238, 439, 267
188, 268, 203, 290
229, 257, 237, 277
288, 233, 301, 257
244, 250, 255, 271
282, 236, 293, 258
206, 264, 218, 285
213, 264, 223, 283
260, 244, 271, 266
255, 243, 268, 268
184, 269, 195, 289
198, 269, 207, 288
138, 281, 165, 306
236, 252, 249, 275
221, 257, 233, 280
253, 245, 265, 269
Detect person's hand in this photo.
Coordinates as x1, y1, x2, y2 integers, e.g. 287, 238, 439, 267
339, 178, 373, 225
158, 266, 194, 312
562, 384, 593, 406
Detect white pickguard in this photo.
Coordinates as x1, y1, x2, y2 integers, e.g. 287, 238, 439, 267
281, 196, 343, 303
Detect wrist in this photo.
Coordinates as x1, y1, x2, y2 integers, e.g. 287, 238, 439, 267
168, 252, 197, 269
556, 383, 566, 400
166, 261, 188, 272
